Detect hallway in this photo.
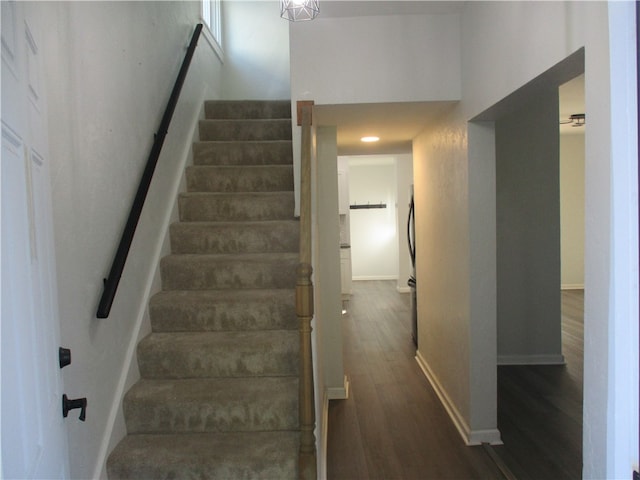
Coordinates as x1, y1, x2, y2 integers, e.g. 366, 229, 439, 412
326, 281, 583, 479
326, 281, 503, 479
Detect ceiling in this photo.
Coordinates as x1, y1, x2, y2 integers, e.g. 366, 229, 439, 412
314, 75, 585, 156
314, 101, 457, 156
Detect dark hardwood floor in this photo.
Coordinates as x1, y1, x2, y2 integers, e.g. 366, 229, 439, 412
327, 281, 504, 479
326, 281, 583, 480
491, 289, 583, 480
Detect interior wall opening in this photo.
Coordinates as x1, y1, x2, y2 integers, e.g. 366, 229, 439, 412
469, 50, 585, 476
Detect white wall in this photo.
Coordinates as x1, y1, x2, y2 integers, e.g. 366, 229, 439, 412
289, 14, 460, 106
348, 157, 398, 280
40, 2, 222, 477
495, 89, 563, 365
312, 126, 346, 478
412, 1, 637, 475
560, 133, 585, 288
288, 1, 638, 475
288, 12, 461, 214
413, 108, 477, 441
221, 0, 290, 100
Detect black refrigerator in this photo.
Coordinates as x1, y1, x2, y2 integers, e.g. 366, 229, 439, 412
407, 187, 417, 347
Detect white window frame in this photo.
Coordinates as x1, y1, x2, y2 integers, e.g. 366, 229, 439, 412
201, 0, 223, 60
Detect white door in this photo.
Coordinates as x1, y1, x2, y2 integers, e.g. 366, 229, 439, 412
1, 2, 70, 478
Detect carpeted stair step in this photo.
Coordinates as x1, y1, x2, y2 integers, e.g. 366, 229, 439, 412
205, 99, 291, 120
193, 140, 293, 166
186, 165, 294, 192
107, 99, 300, 480
160, 252, 298, 290
199, 119, 292, 142
149, 289, 296, 332
107, 431, 298, 480
169, 220, 299, 254
123, 376, 298, 434
178, 191, 295, 222
137, 330, 298, 379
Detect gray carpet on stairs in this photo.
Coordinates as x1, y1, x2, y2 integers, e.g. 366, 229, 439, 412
107, 100, 300, 480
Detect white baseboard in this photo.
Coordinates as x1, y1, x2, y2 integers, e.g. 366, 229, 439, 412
326, 375, 350, 400
352, 275, 398, 281
320, 375, 349, 480
561, 283, 584, 290
415, 351, 502, 446
396, 286, 411, 293
497, 354, 566, 365
319, 391, 329, 480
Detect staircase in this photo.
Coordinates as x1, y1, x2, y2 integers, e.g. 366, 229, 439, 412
107, 100, 300, 479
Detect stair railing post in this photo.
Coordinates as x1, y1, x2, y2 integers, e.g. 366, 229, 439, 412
297, 101, 317, 480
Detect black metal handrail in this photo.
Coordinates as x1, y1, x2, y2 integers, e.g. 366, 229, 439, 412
97, 23, 203, 318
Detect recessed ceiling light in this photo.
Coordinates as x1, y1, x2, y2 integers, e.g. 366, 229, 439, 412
361, 136, 380, 143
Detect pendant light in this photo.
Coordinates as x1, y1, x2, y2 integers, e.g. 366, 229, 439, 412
280, 0, 319, 21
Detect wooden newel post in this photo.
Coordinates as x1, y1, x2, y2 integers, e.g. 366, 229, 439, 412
297, 101, 317, 480
297, 262, 316, 480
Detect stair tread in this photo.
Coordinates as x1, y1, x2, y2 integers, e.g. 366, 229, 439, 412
137, 330, 298, 378
193, 141, 293, 166
107, 431, 298, 480
151, 288, 295, 301
123, 377, 298, 434
149, 289, 296, 332
199, 119, 292, 142
169, 220, 299, 254
187, 164, 293, 171
127, 376, 298, 399
140, 329, 298, 343
205, 100, 291, 120
162, 251, 299, 260
180, 190, 294, 197
171, 219, 299, 226
185, 164, 294, 193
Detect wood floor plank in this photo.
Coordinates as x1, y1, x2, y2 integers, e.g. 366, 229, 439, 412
492, 289, 583, 480
327, 281, 504, 480
327, 282, 583, 480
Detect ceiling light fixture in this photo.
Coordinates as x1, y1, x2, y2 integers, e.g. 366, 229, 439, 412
560, 113, 586, 127
361, 136, 380, 143
280, 0, 319, 21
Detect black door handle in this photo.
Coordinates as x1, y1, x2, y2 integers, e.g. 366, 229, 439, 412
62, 394, 87, 421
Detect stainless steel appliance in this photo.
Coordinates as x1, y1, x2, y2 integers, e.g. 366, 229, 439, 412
407, 186, 417, 347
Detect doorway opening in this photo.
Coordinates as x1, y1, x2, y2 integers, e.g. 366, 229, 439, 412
471, 50, 585, 477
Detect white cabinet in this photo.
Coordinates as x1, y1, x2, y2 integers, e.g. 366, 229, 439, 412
340, 247, 352, 297
338, 170, 349, 215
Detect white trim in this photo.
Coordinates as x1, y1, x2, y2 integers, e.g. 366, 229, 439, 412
320, 376, 349, 480
497, 354, 566, 366
319, 390, 329, 480
415, 351, 502, 446
561, 283, 584, 290
200, 23, 224, 63
396, 285, 410, 293
326, 375, 350, 400
352, 275, 398, 281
